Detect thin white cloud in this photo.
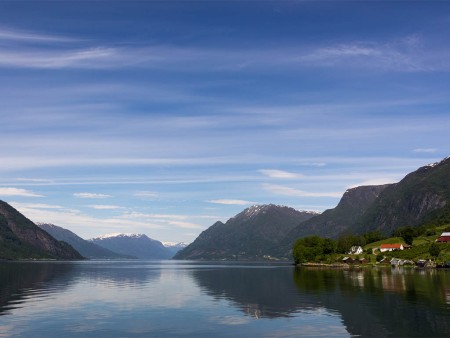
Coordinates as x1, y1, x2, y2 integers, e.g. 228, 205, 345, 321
259, 169, 303, 179
348, 178, 397, 188
1, 33, 447, 72
10, 203, 165, 239
413, 148, 437, 153
262, 184, 342, 198
0, 27, 76, 43
0, 47, 117, 69
9, 202, 63, 209
0, 187, 43, 197
15, 178, 53, 183
88, 205, 121, 210
134, 191, 158, 198
168, 220, 203, 229
208, 199, 256, 205
73, 192, 112, 199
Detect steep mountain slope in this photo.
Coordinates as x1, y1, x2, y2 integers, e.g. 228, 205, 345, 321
354, 157, 450, 235
90, 233, 173, 259
0, 200, 83, 260
279, 156, 450, 258
278, 185, 390, 255
37, 223, 132, 259
174, 204, 317, 260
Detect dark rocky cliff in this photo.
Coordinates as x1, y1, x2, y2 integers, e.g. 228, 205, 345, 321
0, 200, 83, 260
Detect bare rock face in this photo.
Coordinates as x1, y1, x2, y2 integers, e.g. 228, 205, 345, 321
0, 200, 83, 260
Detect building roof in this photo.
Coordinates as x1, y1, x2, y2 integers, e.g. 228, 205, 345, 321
380, 243, 403, 249
440, 232, 450, 237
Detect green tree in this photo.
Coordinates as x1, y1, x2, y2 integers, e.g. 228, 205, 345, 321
322, 238, 337, 255
376, 254, 384, 262
364, 230, 384, 244
394, 226, 416, 245
429, 242, 441, 258
292, 236, 336, 264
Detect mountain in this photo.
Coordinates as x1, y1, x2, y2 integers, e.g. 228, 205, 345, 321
277, 184, 390, 256
354, 156, 450, 234
90, 233, 173, 259
37, 223, 133, 259
279, 156, 450, 257
162, 242, 188, 256
0, 200, 83, 260
173, 204, 317, 260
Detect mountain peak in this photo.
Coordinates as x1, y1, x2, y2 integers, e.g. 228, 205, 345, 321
425, 156, 450, 169
174, 204, 317, 260
162, 241, 188, 248
238, 204, 301, 220
91, 233, 147, 240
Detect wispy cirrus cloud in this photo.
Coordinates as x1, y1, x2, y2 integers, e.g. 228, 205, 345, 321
88, 205, 121, 210
0, 26, 77, 43
0, 187, 43, 197
413, 148, 437, 153
73, 192, 112, 199
208, 199, 256, 205
168, 220, 203, 229
15, 178, 53, 183
262, 183, 342, 198
1, 25, 448, 73
133, 191, 159, 198
259, 169, 303, 179
0, 48, 117, 69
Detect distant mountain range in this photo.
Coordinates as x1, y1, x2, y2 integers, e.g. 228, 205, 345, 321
162, 241, 189, 256
37, 223, 133, 259
2, 156, 449, 261
174, 204, 317, 260
90, 233, 185, 259
177, 156, 450, 260
0, 201, 82, 260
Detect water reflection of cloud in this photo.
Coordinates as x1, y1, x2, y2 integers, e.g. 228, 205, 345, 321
209, 315, 251, 326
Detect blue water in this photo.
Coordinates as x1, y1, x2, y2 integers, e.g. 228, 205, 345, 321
0, 261, 449, 337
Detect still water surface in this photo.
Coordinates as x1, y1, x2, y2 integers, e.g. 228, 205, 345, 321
0, 260, 449, 337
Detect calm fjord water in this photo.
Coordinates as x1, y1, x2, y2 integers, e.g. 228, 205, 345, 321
0, 261, 449, 337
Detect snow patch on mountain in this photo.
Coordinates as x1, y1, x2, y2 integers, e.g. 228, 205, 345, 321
91, 233, 146, 240
162, 242, 188, 248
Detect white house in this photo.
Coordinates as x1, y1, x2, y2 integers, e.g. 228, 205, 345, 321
348, 246, 363, 255
380, 243, 404, 252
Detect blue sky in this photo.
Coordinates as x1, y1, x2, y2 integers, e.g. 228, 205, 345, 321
0, 1, 449, 243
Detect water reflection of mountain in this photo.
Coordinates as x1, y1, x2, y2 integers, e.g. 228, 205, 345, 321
0, 261, 160, 316
0, 262, 74, 315
295, 268, 450, 337
192, 266, 450, 336
191, 266, 322, 318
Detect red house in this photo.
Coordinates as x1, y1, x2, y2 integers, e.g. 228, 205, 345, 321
436, 232, 450, 243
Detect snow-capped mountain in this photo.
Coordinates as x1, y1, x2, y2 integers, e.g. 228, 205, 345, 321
174, 204, 317, 260
37, 224, 132, 259
90, 233, 174, 259
162, 242, 188, 256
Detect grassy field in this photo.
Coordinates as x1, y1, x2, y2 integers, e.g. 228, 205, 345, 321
363, 237, 405, 251
360, 227, 450, 263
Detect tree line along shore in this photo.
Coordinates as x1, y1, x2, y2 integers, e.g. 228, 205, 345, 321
293, 224, 450, 268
